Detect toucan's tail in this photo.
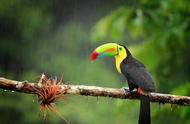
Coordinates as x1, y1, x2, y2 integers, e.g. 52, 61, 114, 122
139, 95, 150, 124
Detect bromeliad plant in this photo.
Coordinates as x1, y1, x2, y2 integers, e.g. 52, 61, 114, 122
29, 74, 69, 123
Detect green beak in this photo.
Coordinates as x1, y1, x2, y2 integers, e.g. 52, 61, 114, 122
90, 43, 118, 62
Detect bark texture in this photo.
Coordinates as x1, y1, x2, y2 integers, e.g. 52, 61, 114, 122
0, 77, 190, 106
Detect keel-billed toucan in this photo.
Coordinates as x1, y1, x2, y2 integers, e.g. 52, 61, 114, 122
90, 43, 155, 124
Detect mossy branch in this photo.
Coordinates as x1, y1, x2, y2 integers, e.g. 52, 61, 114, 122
0, 77, 190, 106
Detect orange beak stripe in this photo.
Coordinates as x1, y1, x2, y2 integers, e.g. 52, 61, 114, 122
104, 48, 115, 53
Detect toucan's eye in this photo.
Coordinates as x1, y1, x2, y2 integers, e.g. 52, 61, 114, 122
119, 47, 122, 51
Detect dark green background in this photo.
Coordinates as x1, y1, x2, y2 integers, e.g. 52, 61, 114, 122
0, 0, 190, 124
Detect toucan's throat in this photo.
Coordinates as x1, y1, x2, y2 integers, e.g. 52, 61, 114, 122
115, 53, 127, 73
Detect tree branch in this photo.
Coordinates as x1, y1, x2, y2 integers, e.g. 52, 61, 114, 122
0, 77, 190, 106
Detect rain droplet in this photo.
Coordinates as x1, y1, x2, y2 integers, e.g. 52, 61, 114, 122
96, 97, 99, 104
4, 90, 7, 91
11, 91, 14, 93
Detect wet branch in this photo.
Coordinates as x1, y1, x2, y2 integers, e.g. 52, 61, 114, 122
0, 77, 190, 106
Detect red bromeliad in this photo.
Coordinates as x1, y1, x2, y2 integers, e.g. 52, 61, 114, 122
29, 74, 69, 123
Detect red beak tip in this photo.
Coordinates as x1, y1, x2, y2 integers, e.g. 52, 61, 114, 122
90, 58, 94, 62
90, 51, 99, 63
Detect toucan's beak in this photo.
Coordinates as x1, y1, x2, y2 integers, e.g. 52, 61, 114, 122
90, 43, 118, 62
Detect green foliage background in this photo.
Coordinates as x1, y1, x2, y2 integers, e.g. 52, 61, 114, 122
0, 0, 190, 124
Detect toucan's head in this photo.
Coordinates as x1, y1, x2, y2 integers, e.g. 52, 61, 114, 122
90, 43, 130, 73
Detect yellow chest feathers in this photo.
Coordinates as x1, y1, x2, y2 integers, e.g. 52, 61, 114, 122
115, 48, 127, 73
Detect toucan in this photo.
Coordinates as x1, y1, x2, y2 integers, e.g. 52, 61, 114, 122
90, 43, 155, 124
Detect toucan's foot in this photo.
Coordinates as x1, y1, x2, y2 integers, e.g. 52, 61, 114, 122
120, 87, 130, 94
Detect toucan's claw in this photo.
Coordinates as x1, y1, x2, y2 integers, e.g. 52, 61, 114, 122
120, 87, 130, 94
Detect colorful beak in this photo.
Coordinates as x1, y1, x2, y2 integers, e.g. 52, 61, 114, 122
90, 43, 118, 62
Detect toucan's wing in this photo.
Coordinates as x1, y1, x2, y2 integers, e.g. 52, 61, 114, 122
121, 57, 155, 91
125, 66, 155, 92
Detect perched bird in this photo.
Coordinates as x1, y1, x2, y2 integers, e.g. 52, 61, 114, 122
90, 43, 155, 124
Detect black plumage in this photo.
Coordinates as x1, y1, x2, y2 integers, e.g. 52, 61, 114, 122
120, 46, 155, 124
120, 55, 155, 92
